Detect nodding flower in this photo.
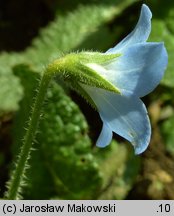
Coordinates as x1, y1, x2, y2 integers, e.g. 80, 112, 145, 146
78, 4, 168, 154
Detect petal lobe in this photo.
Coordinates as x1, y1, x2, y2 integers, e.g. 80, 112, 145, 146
106, 4, 152, 53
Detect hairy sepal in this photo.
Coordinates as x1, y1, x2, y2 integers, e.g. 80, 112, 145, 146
47, 52, 121, 106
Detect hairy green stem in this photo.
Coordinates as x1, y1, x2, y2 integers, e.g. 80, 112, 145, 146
6, 71, 52, 199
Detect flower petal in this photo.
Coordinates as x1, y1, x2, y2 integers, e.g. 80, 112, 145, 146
106, 4, 152, 53
97, 42, 168, 97
81, 84, 151, 154
96, 122, 113, 148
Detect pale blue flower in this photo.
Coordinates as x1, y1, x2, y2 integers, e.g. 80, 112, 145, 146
80, 4, 168, 154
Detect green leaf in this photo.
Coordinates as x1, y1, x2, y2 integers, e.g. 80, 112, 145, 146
96, 142, 141, 199
0, 68, 23, 115
0, 0, 136, 114
0, 50, 37, 114
24, 0, 136, 69
37, 81, 102, 199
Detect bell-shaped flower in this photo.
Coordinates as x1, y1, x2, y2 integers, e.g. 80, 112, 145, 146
78, 4, 168, 154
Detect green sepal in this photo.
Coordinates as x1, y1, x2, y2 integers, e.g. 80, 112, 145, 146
74, 52, 121, 65
47, 52, 121, 103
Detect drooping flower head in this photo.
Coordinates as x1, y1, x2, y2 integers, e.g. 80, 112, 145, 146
78, 4, 168, 154
50, 4, 168, 154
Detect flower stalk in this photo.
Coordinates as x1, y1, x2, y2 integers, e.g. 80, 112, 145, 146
6, 71, 52, 199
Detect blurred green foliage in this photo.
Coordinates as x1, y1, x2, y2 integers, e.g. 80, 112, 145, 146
0, 0, 174, 199
0, 0, 135, 114
148, 0, 174, 87
161, 115, 174, 156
